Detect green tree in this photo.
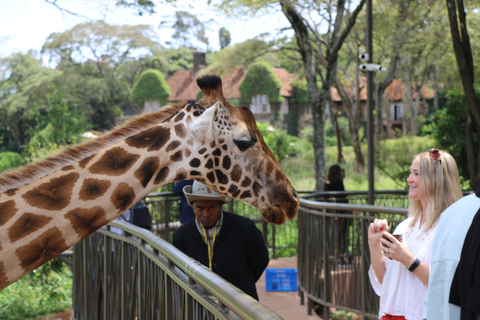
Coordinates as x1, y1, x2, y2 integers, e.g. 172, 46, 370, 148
219, 27, 231, 49
26, 87, 90, 160
0, 53, 60, 150
430, 89, 479, 187
42, 21, 161, 71
170, 11, 209, 50
445, 0, 480, 189
129, 69, 171, 108
51, 62, 130, 130
239, 61, 284, 104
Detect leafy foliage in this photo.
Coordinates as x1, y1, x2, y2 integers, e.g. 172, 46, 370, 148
129, 69, 171, 108
239, 61, 284, 104
170, 11, 209, 50
0, 261, 72, 320
42, 21, 161, 68
257, 122, 298, 163
429, 89, 480, 186
375, 135, 436, 188
219, 27, 232, 49
26, 88, 90, 160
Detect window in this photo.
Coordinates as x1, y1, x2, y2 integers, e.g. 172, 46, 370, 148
250, 94, 270, 114
390, 104, 404, 120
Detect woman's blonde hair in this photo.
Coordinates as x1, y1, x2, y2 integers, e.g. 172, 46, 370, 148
408, 149, 463, 230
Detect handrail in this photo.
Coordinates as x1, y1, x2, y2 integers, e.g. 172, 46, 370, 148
73, 219, 283, 320
108, 220, 282, 320
300, 198, 409, 215
296, 194, 409, 319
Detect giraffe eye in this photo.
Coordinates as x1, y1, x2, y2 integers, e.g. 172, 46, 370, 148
234, 139, 253, 151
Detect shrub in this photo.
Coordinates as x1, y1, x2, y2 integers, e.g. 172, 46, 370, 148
375, 135, 436, 188
129, 69, 171, 108
0, 261, 72, 320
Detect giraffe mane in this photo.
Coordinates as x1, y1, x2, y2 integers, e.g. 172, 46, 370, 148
0, 103, 184, 194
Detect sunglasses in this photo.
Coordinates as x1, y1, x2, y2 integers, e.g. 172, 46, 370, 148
428, 148, 442, 163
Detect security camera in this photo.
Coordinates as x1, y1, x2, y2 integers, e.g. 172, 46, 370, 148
358, 53, 369, 61
359, 64, 387, 72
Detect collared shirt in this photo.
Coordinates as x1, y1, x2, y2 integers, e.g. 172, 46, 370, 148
195, 211, 223, 247
369, 218, 437, 320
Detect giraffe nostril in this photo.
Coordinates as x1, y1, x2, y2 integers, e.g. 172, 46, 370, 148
292, 189, 298, 200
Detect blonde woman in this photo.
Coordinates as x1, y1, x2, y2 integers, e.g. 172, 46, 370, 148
368, 149, 463, 320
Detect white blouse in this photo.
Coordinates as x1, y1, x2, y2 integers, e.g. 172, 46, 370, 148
369, 217, 437, 320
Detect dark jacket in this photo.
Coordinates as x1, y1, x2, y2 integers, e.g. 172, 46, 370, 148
172, 211, 269, 300
173, 179, 195, 223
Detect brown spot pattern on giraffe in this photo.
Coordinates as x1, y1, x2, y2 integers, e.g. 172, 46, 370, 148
8, 212, 53, 242
0, 200, 17, 226
166, 140, 181, 152
174, 112, 185, 122
5, 188, 18, 196
170, 151, 183, 162
125, 126, 171, 151
0, 262, 7, 289
189, 158, 201, 168
65, 206, 109, 239
154, 167, 170, 185
231, 165, 242, 182
16, 227, 68, 271
110, 183, 136, 212
79, 178, 111, 201
241, 177, 251, 188
174, 124, 186, 138
78, 155, 94, 169
252, 181, 261, 198
134, 157, 160, 188
89, 147, 140, 176
222, 156, 231, 170
22, 172, 80, 211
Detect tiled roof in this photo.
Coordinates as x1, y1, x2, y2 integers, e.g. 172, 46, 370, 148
166, 67, 296, 102
331, 77, 434, 102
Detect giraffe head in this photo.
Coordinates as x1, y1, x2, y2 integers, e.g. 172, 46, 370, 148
180, 75, 299, 224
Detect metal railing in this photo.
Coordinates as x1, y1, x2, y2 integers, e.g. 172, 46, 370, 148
143, 192, 298, 259
72, 220, 283, 320
297, 193, 409, 319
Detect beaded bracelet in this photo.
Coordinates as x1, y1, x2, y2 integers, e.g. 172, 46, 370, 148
407, 257, 421, 272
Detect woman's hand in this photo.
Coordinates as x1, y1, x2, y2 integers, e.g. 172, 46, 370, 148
380, 232, 414, 266
368, 219, 389, 247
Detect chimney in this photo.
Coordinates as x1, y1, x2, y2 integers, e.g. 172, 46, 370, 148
193, 51, 206, 76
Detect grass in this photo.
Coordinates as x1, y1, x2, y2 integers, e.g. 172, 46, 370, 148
283, 144, 401, 192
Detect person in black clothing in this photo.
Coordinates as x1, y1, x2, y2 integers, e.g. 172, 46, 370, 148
173, 179, 195, 224
324, 164, 350, 264
172, 181, 269, 301
324, 164, 345, 192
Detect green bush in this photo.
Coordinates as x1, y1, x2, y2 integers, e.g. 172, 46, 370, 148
239, 62, 284, 105
129, 69, 171, 108
0, 261, 72, 320
0, 152, 25, 173
375, 135, 436, 188
429, 89, 479, 187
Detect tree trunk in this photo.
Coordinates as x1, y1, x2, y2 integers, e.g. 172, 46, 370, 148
446, 0, 480, 189
280, 0, 366, 191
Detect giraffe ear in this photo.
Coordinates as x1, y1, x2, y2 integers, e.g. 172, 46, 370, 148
191, 103, 219, 141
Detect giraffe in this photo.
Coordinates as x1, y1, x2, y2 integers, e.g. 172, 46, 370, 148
0, 75, 299, 290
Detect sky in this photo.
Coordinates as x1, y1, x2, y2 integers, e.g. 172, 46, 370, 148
0, 0, 291, 59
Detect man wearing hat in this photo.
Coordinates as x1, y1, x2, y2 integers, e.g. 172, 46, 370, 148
172, 180, 269, 301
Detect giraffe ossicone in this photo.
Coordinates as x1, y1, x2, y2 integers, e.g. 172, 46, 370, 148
0, 74, 299, 290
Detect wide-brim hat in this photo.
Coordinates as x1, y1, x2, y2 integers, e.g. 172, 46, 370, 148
183, 181, 231, 206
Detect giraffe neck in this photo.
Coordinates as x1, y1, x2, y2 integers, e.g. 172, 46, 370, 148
0, 105, 195, 290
